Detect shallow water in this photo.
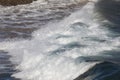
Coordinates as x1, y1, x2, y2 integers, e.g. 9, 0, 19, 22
0, 0, 120, 80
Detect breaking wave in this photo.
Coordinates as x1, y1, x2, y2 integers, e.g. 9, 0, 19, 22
0, 0, 120, 80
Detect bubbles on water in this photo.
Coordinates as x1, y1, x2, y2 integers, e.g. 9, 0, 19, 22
0, 1, 120, 80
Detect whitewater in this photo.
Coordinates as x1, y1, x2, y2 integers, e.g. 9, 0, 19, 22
0, 0, 120, 80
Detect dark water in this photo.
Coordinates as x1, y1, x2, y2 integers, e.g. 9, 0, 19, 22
0, 51, 20, 80
0, 0, 120, 80
75, 0, 120, 80
75, 62, 120, 80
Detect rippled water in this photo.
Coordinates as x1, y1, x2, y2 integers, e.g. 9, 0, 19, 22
0, 0, 120, 80
0, 0, 87, 41
0, 0, 88, 80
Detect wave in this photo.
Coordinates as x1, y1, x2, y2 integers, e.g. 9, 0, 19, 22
75, 62, 120, 80
0, 0, 87, 40
0, 0, 120, 80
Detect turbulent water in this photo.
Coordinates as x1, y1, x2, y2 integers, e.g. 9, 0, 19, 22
0, 0, 120, 80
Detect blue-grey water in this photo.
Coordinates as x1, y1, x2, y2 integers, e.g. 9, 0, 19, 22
0, 0, 120, 80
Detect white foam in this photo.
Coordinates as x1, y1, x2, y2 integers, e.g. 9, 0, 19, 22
1, 1, 120, 80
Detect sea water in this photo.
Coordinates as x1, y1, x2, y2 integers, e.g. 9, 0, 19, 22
0, 0, 120, 80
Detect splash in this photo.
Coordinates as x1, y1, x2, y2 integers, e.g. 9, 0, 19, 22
0, 1, 120, 80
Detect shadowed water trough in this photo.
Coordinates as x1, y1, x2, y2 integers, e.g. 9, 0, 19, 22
0, 0, 120, 80
74, 62, 120, 80
95, 0, 120, 25
0, 50, 20, 80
